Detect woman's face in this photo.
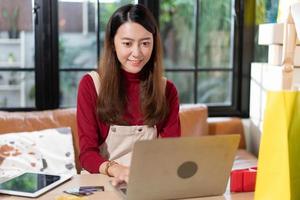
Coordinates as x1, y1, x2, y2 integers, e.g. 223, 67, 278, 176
114, 22, 154, 74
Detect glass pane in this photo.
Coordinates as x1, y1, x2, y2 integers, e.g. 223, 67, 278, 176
0, 71, 35, 107
197, 71, 232, 105
58, 0, 136, 107
60, 71, 87, 107
165, 72, 194, 104
159, 0, 195, 68
99, 0, 137, 48
198, 0, 233, 68
0, 0, 35, 108
254, 0, 278, 62
58, 0, 97, 69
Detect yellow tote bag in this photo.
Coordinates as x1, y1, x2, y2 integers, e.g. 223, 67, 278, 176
255, 91, 300, 200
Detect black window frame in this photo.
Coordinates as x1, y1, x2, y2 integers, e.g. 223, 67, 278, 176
1, 0, 254, 118
144, 0, 254, 117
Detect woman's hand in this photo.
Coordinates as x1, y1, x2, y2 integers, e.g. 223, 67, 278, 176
100, 161, 129, 185
108, 163, 129, 186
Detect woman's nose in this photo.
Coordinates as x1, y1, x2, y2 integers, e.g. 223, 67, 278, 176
132, 45, 142, 57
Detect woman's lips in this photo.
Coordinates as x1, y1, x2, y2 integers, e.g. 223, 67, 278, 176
129, 59, 143, 67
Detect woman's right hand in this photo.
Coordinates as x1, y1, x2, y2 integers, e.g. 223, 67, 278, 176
108, 163, 130, 186
100, 161, 130, 185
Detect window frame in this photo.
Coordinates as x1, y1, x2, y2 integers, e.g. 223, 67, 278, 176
146, 0, 254, 117
1, 0, 254, 118
34, 0, 59, 110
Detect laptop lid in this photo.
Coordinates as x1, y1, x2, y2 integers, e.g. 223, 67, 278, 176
122, 134, 240, 200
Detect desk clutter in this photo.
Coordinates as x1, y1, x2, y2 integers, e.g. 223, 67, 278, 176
230, 167, 257, 192
55, 194, 88, 200
64, 186, 104, 196
55, 186, 104, 200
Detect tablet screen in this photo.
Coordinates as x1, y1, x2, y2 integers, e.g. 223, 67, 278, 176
0, 172, 60, 193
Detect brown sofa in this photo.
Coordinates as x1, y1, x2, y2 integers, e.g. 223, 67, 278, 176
0, 104, 255, 173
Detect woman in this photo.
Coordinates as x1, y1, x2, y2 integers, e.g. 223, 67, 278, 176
76, 4, 180, 184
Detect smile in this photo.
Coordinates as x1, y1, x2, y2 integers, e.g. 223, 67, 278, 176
129, 60, 143, 65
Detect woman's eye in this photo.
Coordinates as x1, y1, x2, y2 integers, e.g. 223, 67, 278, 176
142, 42, 151, 47
122, 42, 131, 47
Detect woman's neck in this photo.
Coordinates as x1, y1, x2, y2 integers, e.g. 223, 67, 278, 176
121, 69, 141, 81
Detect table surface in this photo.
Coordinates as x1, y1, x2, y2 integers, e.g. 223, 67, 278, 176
0, 174, 254, 200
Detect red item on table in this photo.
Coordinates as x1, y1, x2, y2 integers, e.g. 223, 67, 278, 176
230, 167, 257, 192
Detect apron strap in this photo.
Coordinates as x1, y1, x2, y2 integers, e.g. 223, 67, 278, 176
88, 71, 101, 95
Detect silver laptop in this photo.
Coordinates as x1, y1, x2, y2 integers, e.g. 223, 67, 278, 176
111, 134, 240, 200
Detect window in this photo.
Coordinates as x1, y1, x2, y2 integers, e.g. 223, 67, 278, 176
159, 0, 253, 116
254, 0, 279, 62
58, 0, 136, 107
0, 0, 35, 109
0, 0, 254, 117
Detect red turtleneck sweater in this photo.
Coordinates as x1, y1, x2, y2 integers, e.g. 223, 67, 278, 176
76, 70, 181, 173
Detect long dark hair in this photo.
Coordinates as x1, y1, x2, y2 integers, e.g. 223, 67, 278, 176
97, 4, 168, 126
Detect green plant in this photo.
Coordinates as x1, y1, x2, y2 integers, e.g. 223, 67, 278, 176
29, 85, 35, 100
2, 7, 20, 38
7, 52, 16, 63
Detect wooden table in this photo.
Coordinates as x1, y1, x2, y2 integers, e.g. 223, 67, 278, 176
0, 174, 254, 200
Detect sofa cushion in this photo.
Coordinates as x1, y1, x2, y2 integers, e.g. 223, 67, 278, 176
0, 127, 76, 183
179, 104, 208, 137
208, 117, 246, 149
0, 105, 248, 175
0, 108, 80, 173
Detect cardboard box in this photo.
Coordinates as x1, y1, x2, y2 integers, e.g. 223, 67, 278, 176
268, 45, 300, 66
258, 23, 300, 45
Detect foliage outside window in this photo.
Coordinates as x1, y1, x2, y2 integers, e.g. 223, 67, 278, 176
254, 0, 279, 62
159, 0, 232, 105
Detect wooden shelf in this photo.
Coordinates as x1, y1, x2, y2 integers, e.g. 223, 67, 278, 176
0, 85, 21, 91
0, 32, 26, 107
0, 62, 22, 68
0, 38, 21, 44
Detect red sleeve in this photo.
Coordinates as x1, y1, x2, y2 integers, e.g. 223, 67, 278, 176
158, 80, 181, 137
76, 74, 107, 173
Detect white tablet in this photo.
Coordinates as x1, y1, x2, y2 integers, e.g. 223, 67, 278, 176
0, 172, 72, 198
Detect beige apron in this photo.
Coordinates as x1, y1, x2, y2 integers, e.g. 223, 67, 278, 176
88, 71, 160, 167
99, 125, 157, 166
